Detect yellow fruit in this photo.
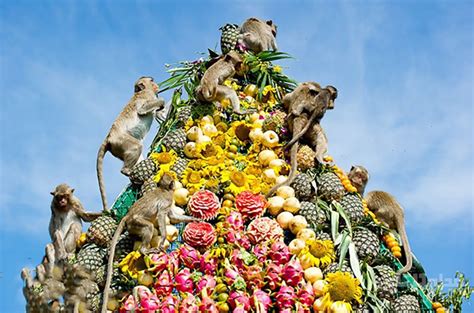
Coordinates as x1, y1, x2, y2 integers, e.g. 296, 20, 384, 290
393, 251, 402, 258
323, 155, 333, 162
222, 200, 233, 208
387, 241, 398, 249
304, 267, 323, 283
223, 193, 235, 201
138, 272, 153, 286
436, 308, 446, 313
391, 246, 402, 253
229, 145, 238, 153
432, 302, 443, 309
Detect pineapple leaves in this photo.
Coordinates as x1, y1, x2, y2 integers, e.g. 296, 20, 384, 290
349, 241, 365, 288
330, 210, 340, 242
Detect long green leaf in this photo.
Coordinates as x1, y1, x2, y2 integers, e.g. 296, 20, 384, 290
338, 232, 350, 268
333, 201, 352, 235
349, 241, 365, 288
367, 264, 377, 294
331, 211, 340, 242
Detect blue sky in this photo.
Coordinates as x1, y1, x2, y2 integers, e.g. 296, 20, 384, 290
0, 0, 472, 311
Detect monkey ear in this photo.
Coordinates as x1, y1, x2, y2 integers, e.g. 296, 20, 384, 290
266, 20, 273, 26
70, 188, 75, 194
134, 82, 146, 93
50, 191, 55, 196
309, 89, 319, 97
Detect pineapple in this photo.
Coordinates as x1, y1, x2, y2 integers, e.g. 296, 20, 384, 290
162, 128, 187, 152
220, 23, 240, 54
340, 193, 365, 224
374, 265, 398, 300
87, 292, 101, 312
77, 243, 107, 272
87, 215, 118, 246
129, 158, 157, 185
315, 231, 332, 242
176, 106, 192, 127
297, 145, 317, 171
140, 178, 157, 197
171, 157, 189, 178
291, 173, 314, 200
262, 110, 287, 135
299, 201, 326, 228
354, 304, 370, 313
352, 228, 380, 264
317, 171, 345, 201
324, 262, 353, 277
392, 294, 421, 312
115, 232, 135, 261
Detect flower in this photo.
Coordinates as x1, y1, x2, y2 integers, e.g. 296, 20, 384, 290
119, 251, 145, 279
324, 271, 363, 304
273, 65, 282, 73
246, 217, 283, 245
183, 222, 217, 250
221, 169, 257, 196
298, 239, 336, 269
182, 167, 206, 190
235, 191, 267, 220
150, 149, 178, 181
187, 190, 220, 220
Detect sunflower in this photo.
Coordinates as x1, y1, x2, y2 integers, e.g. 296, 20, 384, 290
182, 167, 205, 190
184, 119, 194, 131
196, 142, 224, 160
221, 168, 255, 195
223, 79, 241, 91
150, 149, 178, 181
298, 239, 336, 269
262, 85, 277, 107
119, 251, 146, 279
227, 121, 253, 142
324, 271, 363, 304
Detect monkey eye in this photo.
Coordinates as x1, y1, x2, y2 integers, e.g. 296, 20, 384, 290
309, 89, 319, 96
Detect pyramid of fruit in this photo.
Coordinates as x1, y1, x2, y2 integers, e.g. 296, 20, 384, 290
23, 20, 460, 313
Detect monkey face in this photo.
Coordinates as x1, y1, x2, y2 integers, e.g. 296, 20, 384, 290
348, 166, 369, 192
51, 184, 74, 208
134, 77, 158, 94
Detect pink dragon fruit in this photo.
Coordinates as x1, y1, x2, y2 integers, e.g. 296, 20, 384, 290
160, 294, 179, 313
199, 251, 217, 275
121, 294, 136, 311
275, 285, 296, 309
224, 264, 241, 285
252, 243, 269, 262
178, 244, 201, 270
250, 289, 271, 312
179, 293, 199, 312
196, 274, 216, 292
282, 258, 304, 287
146, 252, 170, 273
175, 268, 194, 293
297, 281, 315, 307
229, 290, 251, 310
242, 264, 264, 290
154, 269, 173, 296
265, 263, 282, 290
238, 235, 252, 250
226, 210, 245, 230
268, 240, 290, 265
199, 288, 219, 313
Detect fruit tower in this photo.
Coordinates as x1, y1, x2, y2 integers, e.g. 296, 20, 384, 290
23, 21, 446, 313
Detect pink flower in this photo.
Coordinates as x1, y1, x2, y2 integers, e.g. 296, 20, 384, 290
229, 290, 251, 310
282, 258, 304, 287
175, 268, 194, 293
235, 191, 267, 220
179, 293, 199, 312
196, 274, 216, 293
183, 222, 217, 251
268, 240, 290, 266
275, 285, 296, 309
250, 289, 271, 312
178, 244, 201, 270
246, 217, 283, 245
154, 270, 173, 296
188, 190, 220, 220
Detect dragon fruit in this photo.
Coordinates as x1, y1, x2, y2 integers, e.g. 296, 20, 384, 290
175, 268, 194, 293
160, 294, 179, 313
179, 293, 199, 312
242, 264, 264, 290
226, 210, 245, 230
199, 251, 217, 274
121, 294, 136, 311
252, 243, 269, 262
154, 269, 173, 296
297, 281, 315, 307
250, 289, 272, 312
265, 263, 283, 290
146, 252, 171, 273
282, 258, 304, 287
136, 286, 160, 311
178, 244, 201, 269
229, 290, 251, 310
275, 285, 296, 309
196, 274, 216, 292
199, 288, 219, 313
268, 240, 291, 265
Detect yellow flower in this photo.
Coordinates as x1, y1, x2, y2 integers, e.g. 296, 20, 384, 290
228, 120, 253, 142
184, 119, 194, 131
224, 79, 241, 91
262, 85, 276, 96
273, 65, 282, 73
150, 149, 178, 181
324, 271, 363, 304
119, 251, 145, 279
196, 142, 224, 159
298, 239, 336, 269
221, 168, 255, 195
182, 167, 205, 190
205, 178, 220, 191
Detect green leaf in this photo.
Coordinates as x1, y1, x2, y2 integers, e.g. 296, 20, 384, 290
331, 211, 340, 242
349, 241, 365, 288
333, 201, 352, 235
338, 232, 350, 268
367, 264, 377, 294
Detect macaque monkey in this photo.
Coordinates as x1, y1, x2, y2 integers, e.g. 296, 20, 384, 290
266, 83, 337, 197
196, 51, 250, 115
97, 76, 165, 211
101, 173, 197, 313
49, 184, 101, 256
347, 165, 370, 195
366, 191, 413, 275
238, 17, 277, 53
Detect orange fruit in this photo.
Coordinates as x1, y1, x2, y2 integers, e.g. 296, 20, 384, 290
436, 308, 446, 313
393, 251, 402, 258
387, 241, 398, 249
432, 302, 443, 309
222, 200, 234, 208
391, 246, 402, 253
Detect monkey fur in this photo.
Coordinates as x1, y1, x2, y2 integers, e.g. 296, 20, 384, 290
101, 173, 197, 313
366, 191, 413, 275
347, 165, 370, 195
196, 51, 251, 115
266, 83, 337, 197
97, 76, 165, 211
49, 184, 101, 256
238, 17, 277, 53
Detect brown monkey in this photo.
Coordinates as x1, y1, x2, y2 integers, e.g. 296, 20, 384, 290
347, 165, 370, 195
266, 83, 337, 197
365, 191, 413, 275
196, 51, 250, 115
101, 173, 197, 313
49, 184, 101, 256
238, 17, 277, 53
97, 76, 165, 211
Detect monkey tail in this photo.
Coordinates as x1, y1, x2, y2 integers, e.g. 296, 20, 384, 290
396, 218, 413, 275
97, 140, 109, 212
285, 109, 319, 148
265, 143, 299, 198
101, 218, 126, 313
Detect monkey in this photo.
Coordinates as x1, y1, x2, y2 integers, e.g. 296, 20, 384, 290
238, 17, 277, 53
365, 191, 413, 275
101, 173, 197, 313
49, 184, 102, 256
265, 83, 337, 197
97, 76, 165, 211
195, 50, 252, 115
347, 165, 370, 195
63, 264, 99, 313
